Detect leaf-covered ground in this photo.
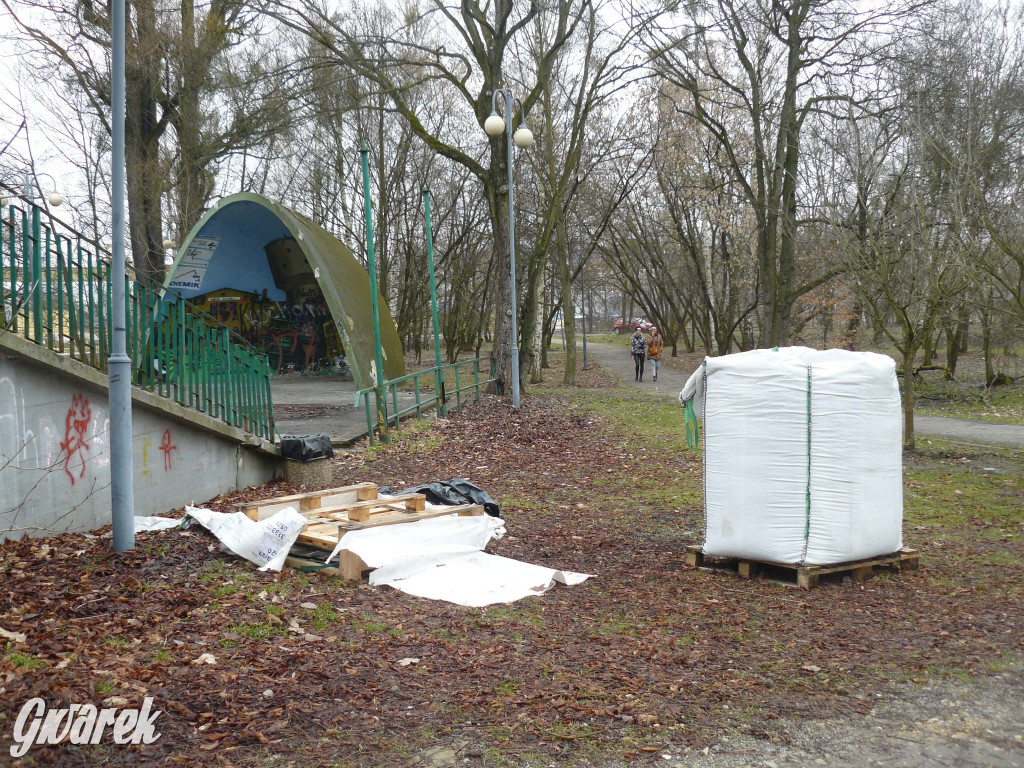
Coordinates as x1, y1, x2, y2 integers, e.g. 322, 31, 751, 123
1, 371, 1023, 767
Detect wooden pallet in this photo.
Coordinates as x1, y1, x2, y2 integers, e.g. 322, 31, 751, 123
234, 482, 483, 579
685, 545, 920, 589
232, 482, 380, 521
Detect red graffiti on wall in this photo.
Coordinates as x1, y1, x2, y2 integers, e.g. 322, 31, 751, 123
59, 395, 92, 484
159, 429, 177, 471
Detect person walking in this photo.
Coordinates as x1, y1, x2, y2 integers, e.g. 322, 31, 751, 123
630, 326, 647, 381
647, 327, 664, 381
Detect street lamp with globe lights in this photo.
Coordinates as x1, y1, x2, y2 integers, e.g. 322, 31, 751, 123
483, 87, 533, 408
0, 170, 63, 209
24, 171, 63, 208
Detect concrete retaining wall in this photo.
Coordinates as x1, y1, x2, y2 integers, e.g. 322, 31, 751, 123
1, 334, 279, 540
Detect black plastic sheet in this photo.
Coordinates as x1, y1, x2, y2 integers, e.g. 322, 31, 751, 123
380, 478, 501, 518
280, 433, 334, 462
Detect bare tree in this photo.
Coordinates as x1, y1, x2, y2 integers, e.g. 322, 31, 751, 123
3, 0, 295, 279
267, 0, 593, 397
648, 0, 920, 346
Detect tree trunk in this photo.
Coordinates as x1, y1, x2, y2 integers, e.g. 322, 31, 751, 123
172, 0, 214, 246
902, 349, 916, 450
124, 0, 167, 282
540, 273, 551, 370
981, 312, 994, 386
487, 135, 516, 397
526, 278, 543, 384
944, 325, 962, 378
522, 235, 546, 385
922, 330, 935, 366
556, 221, 576, 386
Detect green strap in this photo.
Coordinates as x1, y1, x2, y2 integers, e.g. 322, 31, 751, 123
684, 398, 700, 450
804, 365, 812, 541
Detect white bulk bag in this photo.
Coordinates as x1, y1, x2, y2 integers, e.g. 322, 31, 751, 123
680, 347, 903, 566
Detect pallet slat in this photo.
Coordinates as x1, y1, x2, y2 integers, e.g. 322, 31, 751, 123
232, 482, 379, 520
685, 545, 920, 589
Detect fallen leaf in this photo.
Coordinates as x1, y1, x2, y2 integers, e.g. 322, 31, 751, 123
0, 627, 26, 643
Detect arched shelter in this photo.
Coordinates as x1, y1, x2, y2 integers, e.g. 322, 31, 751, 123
163, 192, 405, 389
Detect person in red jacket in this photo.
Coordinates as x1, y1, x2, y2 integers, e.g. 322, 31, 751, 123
647, 327, 664, 381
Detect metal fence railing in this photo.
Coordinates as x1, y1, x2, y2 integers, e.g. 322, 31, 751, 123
1, 189, 274, 441
355, 356, 494, 445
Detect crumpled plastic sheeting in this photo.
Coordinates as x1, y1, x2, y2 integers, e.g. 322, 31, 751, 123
333, 515, 592, 607
379, 478, 501, 517
134, 516, 183, 532
185, 505, 307, 572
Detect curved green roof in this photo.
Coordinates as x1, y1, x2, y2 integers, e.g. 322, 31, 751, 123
164, 192, 405, 389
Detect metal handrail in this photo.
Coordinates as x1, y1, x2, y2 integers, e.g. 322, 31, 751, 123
2, 191, 275, 441
354, 356, 495, 444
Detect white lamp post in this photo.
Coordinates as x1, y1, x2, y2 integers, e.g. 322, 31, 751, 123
484, 87, 533, 408
7, 171, 64, 208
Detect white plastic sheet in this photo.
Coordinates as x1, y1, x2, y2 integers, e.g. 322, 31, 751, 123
334, 515, 592, 607
680, 347, 903, 565
185, 505, 308, 571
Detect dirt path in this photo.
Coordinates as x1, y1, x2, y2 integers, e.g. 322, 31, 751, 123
583, 341, 1024, 448
683, 667, 1024, 768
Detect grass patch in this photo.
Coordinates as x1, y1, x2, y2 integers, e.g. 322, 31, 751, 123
352, 616, 399, 637
5, 651, 46, 671
491, 678, 521, 698
586, 332, 630, 346
915, 377, 1024, 425
197, 558, 237, 584
555, 388, 694, 456
364, 417, 442, 460
310, 604, 339, 632
228, 622, 288, 642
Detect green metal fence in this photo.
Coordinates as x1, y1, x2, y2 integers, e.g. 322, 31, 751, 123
355, 357, 494, 445
1, 189, 274, 441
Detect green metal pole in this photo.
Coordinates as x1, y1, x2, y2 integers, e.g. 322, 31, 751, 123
31, 204, 42, 342
360, 140, 389, 443
423, 186, 446, 417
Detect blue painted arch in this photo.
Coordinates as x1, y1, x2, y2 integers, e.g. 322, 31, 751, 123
163, 192, 405, 389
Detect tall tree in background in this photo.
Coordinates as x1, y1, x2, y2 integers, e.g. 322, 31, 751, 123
648, 0, 917, 346
902, 0, 1024, 370
520, 2, 650, 384
270, 0, 586, 397
3, 0, 293, 279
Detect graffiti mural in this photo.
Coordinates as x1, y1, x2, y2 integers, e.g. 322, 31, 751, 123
159, 429, 177, 470
190, 288, 339, 374
59, 395, 92, 484
180, 237, 356, 375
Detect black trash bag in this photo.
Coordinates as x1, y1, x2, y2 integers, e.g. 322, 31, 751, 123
280, 433, 334, 462
379, 478, 501, 518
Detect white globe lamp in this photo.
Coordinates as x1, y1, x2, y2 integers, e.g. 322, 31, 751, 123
513, 126, 534, 148
484, 113, 506, 137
